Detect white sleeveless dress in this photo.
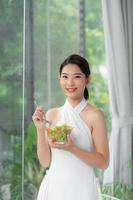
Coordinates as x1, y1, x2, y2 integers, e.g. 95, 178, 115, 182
37, 98, 102, 200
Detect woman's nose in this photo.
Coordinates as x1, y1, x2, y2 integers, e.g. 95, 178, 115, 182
67, 77, 74, 85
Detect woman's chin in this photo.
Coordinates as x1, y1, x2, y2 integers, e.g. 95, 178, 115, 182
65, 93, 81, 100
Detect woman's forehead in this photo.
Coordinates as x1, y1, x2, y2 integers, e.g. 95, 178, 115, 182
61, 63, 83, 73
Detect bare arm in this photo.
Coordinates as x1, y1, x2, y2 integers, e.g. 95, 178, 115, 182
36, 128, 51, 168
71, 109, 109, 169
69, 145, 109, 170
32, 107, 51, 168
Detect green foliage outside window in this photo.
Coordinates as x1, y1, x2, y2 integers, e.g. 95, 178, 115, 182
1, 0, 128, 199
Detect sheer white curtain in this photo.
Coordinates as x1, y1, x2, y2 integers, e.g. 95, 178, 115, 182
102, 0, 133, 184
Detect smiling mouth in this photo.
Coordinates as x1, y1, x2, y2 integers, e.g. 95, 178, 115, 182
66, 88, 77, 92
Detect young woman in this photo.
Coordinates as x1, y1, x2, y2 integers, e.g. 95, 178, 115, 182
32, 54, 109, 200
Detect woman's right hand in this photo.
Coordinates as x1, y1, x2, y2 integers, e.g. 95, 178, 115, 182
32, 106, 46, 132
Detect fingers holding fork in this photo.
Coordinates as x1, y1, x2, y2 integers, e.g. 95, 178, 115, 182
33, 100, 52, 126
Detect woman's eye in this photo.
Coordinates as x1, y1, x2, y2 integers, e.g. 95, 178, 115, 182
62, 75, 68, 79
74, 75, 82, 79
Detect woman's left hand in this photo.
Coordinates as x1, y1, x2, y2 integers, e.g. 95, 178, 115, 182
48, 135, 75, 151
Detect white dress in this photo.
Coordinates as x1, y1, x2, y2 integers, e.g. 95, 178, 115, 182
37, 98, 102, 200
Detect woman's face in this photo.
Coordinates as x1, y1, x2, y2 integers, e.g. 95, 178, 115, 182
59, 64, 89, 100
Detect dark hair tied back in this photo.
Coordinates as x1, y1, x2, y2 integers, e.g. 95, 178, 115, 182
84, 86, 89, 100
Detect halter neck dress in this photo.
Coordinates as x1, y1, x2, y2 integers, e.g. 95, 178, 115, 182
37, 98, 102, 200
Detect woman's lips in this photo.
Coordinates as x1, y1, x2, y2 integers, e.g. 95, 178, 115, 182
66, 88, 77, 92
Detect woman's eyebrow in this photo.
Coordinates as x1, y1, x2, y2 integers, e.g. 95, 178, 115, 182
61, 72, 84, 75
61, 73, 68, 75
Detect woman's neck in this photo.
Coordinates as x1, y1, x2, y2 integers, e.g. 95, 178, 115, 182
67, 96, 84, 108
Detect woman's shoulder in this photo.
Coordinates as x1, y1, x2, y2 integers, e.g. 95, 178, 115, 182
46, 107, 62, 123
46, 107, 61, 114
85, 103, 105, 121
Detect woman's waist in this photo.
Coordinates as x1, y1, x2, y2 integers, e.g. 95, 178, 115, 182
47, 162, 95, 184
49, 153, 94, 173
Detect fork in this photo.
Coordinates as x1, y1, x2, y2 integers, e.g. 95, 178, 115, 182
34, 100, 52, 126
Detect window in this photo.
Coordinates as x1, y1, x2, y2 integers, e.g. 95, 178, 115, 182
0, 0, 110, 199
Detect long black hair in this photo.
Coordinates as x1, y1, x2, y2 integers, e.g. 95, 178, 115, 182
59, 54, 91, 100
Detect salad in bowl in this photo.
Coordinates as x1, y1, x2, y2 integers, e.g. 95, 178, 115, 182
46, 123, 73, 144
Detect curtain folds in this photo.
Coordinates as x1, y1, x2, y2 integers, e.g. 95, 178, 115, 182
102, 0, 133, 184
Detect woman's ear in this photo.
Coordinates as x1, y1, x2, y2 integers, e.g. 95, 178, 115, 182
86, 76, 91, 85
